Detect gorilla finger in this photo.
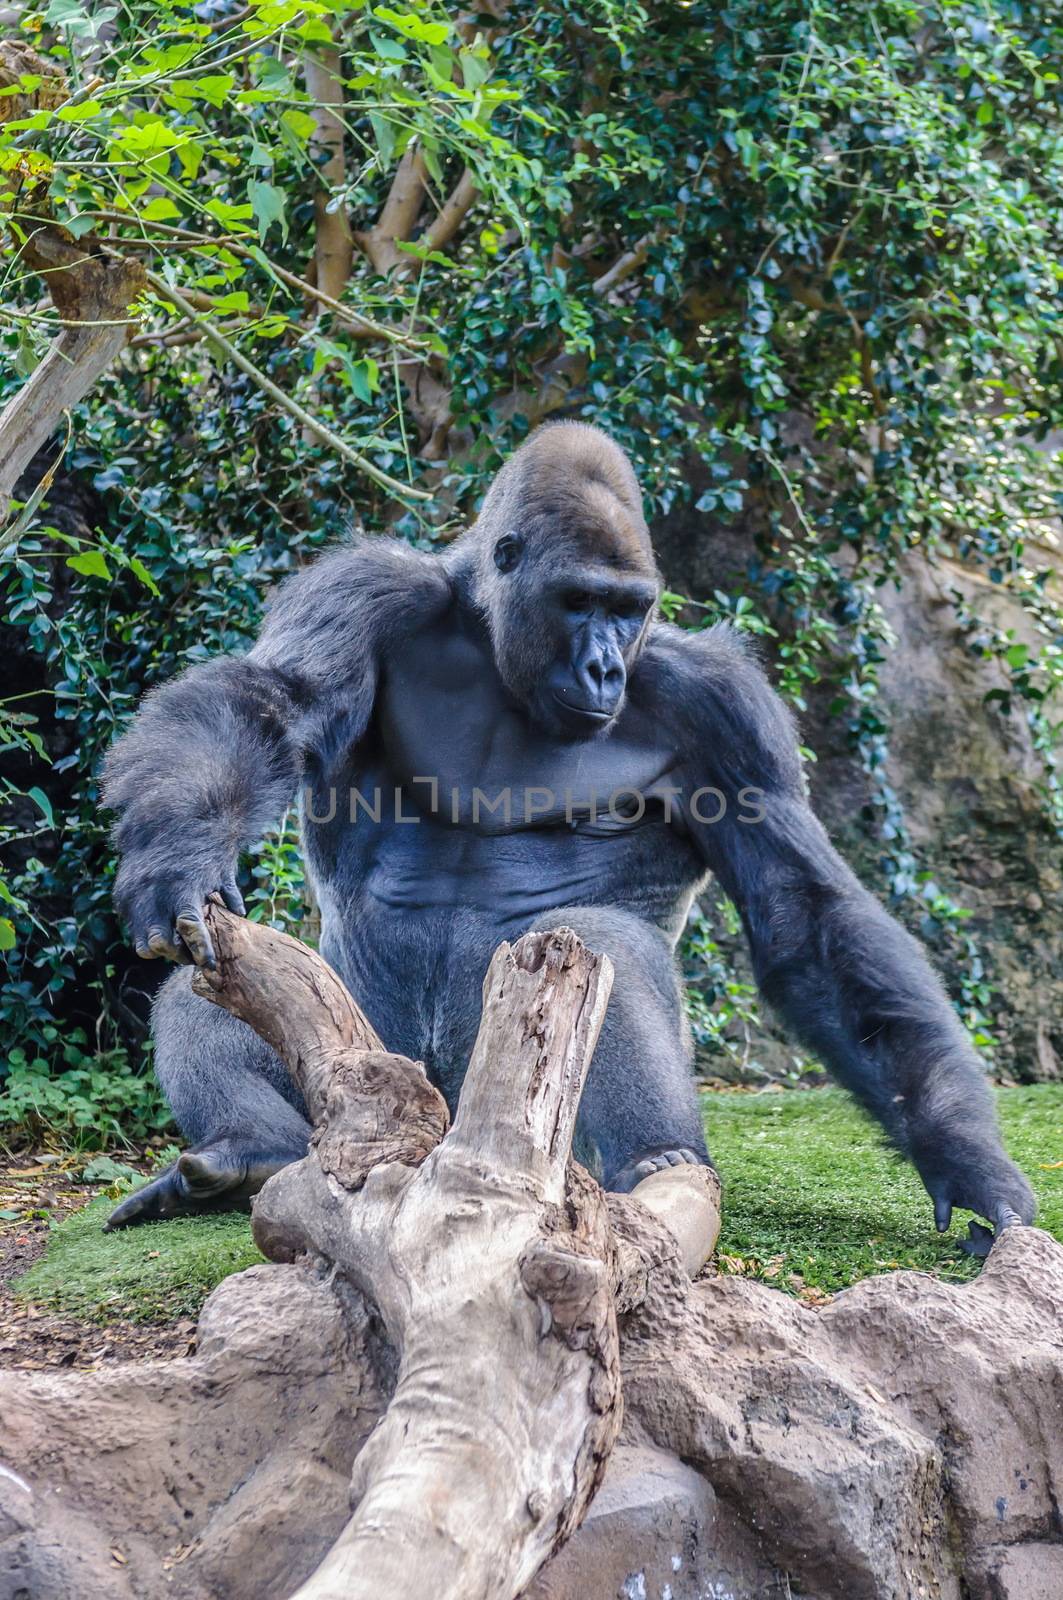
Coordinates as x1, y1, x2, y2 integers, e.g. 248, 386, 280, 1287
135, 941, 160, 961
176, 910, 216, 970
959, 1220, 995, 1260
994, 1204, 1023, 1232
218, 879, 245, 916
933, 1196, 952, 1234
147, 929, 184, 963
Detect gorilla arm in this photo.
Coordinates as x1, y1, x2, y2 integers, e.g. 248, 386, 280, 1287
656, 623, 1035, 1244
102, 541, 445, 968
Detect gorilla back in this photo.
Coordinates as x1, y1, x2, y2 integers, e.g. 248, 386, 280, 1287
103, 423, 1034, 1244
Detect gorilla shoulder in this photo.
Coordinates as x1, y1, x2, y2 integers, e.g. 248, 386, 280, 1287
250, 536, 454, 685
636, 618, 804, 798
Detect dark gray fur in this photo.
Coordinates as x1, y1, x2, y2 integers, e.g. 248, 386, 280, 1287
101, 421, 1034, 1239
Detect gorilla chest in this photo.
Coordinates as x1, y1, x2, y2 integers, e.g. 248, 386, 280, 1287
375, 634, 680, 831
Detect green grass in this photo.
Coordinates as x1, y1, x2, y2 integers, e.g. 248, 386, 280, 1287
13, 1085, 1063, 1323
707, 1084, 1063, 1294
14, 1197, 261, 1322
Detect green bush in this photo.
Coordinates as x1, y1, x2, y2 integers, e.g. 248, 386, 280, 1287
1, 1036, 172, 1147
2, 0, 1061, 1115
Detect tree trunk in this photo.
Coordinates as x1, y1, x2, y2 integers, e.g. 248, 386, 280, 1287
0, 221, 144, 511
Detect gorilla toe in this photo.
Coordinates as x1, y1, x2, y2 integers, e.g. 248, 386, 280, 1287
610, 1146, 709, 1194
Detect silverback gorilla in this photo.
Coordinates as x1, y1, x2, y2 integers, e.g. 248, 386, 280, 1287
103, 423, 1034, 1243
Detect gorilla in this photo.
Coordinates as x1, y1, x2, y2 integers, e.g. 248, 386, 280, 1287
102, 422, 1034, 1242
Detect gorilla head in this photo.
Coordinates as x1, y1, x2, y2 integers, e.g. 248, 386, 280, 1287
467, 422, 660, 739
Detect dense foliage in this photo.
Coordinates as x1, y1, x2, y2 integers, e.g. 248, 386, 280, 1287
2, 0, 1061, 1133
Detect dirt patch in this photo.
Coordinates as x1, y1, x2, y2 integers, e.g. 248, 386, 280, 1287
0, 1151, 194, 1369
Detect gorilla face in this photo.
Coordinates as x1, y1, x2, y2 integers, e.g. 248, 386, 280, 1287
468, 420, 661, 740
490, 535, 657, 739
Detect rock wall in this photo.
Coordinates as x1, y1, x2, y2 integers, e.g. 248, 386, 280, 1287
2, 1222, 1062, 1600
654, 509, 1063, 1084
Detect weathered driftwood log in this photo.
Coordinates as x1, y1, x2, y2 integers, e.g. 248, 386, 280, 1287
189, 905, 651, 1600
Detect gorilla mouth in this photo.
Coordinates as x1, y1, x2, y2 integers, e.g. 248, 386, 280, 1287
551, 692, 614, 724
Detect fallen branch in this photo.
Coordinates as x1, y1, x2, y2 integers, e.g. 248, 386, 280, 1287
191, 908, 630, 1599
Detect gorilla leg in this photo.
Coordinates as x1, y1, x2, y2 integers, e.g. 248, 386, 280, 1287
527, 906, 710, 1192
106, 967, 311, 1229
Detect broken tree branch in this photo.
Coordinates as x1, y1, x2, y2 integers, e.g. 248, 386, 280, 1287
0, 221, 145, 510
190, 908, 635, 1600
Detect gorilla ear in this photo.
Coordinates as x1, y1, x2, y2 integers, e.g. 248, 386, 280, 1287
493, 534, 523, 574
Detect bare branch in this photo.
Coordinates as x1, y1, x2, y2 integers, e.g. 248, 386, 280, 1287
420, 167, 479, 256
144, 270, 432, 501
0, 222, 144, 512
356, 146, 428, 275
84, 212, 431, 350
592, 229, 659, 297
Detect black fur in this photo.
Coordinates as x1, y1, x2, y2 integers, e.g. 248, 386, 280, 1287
101, 422, 1034, 1238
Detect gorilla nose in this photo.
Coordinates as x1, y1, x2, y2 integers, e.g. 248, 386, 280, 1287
574, 651, 625, 711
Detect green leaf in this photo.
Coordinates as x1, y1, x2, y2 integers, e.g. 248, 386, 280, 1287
976, 99, 994, 125
204, 198, 254, 228
115, 120, 185, 157
368, 112, 397, 165
128, 556, 161, 596
27, 787, 55, 830
374, 7, 450, 45
57, 98, 104, 122
141, 197, 182, 222
81, 1155, 139, 1184
350, 358, 380, 402
0, 921, 14, 952
280, 109, 317, 144
3, 111, 51, 132
184, 74, 236, 109
248, 179, 288, 244
66, 549, 111, 580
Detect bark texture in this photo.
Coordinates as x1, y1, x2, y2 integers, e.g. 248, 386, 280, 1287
0, 220, 144, 509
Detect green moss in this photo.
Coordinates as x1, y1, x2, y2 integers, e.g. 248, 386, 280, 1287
14, 1196, 261, 1323
706, 1083, 1063, 1294
14, 1086, 1062, 1324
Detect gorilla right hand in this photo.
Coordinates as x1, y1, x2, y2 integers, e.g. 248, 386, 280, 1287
114, 859, 245, 968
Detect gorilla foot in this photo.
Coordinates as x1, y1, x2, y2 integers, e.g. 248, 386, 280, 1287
103, 1146, 292, 1230
609, 1146, 710, 1195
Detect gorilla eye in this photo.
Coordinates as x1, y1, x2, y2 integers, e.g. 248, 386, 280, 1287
493, 535, 523, 574
563, 590, 594, 614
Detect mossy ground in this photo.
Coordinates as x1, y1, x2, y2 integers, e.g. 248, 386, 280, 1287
13, 1085, 1062, 1323
14, 1197, 262, 1323
708, 1083, 1063, 1295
